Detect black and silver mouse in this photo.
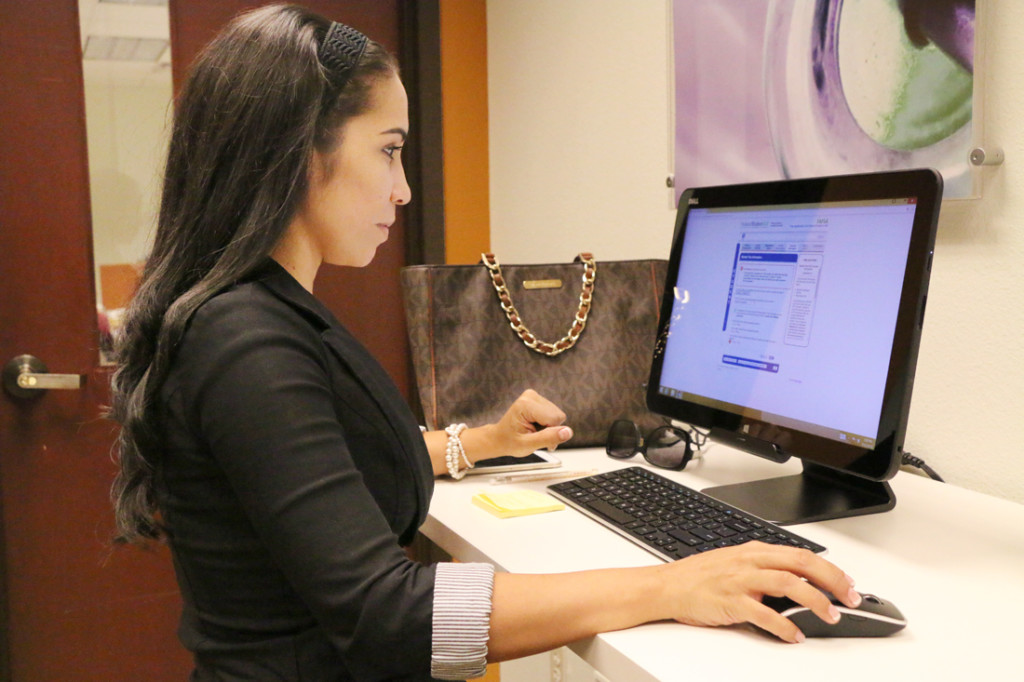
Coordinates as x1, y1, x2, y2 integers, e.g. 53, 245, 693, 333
763, 591, 907, 637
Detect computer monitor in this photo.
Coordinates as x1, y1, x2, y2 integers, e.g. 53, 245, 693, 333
646, 169, 942, 525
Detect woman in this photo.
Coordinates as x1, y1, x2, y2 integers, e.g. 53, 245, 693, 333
111, 4, 861, 680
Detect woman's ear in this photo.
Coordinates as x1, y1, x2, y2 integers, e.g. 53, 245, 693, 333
309, 149, 330, 189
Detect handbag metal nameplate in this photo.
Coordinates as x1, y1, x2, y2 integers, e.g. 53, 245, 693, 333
522, 279, 563, 290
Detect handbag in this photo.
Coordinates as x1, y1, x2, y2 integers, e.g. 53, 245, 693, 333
400, 253, 669, 446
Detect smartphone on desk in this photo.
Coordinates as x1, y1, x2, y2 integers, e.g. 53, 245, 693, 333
465, 450, 561, 475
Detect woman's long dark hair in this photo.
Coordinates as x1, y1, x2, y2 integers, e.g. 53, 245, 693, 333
110, 3, 397, 543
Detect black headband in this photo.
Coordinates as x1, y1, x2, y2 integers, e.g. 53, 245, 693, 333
318, 22, 368, 90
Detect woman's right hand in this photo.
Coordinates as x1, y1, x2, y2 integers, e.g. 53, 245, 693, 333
489, 541, 859, 661
656, 541, 861, 643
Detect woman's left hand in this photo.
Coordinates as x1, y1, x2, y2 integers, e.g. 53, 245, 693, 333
487, 389, 573, 457
425, 390, 573, 476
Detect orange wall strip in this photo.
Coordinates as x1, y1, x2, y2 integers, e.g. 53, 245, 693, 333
440, 0, 490, 264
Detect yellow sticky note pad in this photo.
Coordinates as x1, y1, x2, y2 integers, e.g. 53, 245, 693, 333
472, 490, 565, 518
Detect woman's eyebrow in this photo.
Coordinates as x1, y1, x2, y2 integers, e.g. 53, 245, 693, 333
380, 127, 408, 141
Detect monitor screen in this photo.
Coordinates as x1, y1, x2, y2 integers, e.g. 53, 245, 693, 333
647, 169, 942, 524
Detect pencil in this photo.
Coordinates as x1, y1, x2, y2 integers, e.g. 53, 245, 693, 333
488, 468, 599, 485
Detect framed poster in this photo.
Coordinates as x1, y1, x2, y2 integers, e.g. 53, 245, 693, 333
673, 0, 976, 198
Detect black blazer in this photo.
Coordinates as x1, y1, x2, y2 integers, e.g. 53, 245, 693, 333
156, 260, 438, 681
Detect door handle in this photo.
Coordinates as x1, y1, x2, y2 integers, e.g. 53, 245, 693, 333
3, 355, 84, 399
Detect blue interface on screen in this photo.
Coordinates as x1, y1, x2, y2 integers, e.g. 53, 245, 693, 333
657, 198, 917, 447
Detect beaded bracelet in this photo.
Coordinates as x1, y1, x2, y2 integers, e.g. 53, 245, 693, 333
445, 423, 471, 479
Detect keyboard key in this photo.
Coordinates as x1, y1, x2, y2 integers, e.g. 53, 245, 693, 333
689, 528, 719, 542
587, 499, 636, 525
668, 528, 703, 546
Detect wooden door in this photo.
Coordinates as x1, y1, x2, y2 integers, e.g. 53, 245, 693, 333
0, 1, 424, 679
0, 1, 191, 679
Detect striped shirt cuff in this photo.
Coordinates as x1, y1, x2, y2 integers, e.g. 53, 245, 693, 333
431, 562, 495, 680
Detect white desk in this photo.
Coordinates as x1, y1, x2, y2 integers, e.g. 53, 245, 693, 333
422, 445, 1024, 681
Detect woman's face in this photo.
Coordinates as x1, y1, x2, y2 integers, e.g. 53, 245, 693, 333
291, 72, 411, 269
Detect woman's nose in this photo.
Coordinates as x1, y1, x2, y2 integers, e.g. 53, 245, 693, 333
392, 165, 412, 205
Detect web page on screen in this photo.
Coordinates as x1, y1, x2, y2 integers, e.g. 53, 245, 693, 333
658, 199, 917, 444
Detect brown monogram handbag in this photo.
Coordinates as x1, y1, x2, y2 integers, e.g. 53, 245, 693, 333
400, 253, 669, 446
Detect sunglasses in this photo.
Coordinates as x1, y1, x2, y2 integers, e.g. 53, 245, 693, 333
605, 419, 695, 471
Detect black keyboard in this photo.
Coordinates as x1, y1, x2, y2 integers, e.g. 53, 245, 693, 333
548, 467, 826, 561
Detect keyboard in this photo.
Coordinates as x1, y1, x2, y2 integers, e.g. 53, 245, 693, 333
548, 467, 826, 561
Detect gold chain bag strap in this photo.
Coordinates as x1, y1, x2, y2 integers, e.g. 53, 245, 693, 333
401, 253, 669, 446
482, 252, 596, 357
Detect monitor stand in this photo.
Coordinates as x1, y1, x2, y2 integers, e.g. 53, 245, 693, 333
701, 462, 895, 526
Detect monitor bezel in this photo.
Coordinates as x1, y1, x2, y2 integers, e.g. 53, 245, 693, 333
646, 168, 942, 484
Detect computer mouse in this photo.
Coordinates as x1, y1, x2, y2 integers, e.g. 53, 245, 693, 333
762, 591, 907, 637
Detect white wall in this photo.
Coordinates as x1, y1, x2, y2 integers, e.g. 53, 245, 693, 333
83, 61, 171, 294
487, 0, 1024, 505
